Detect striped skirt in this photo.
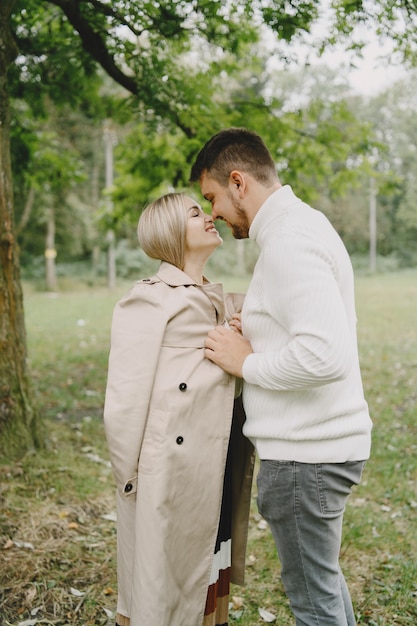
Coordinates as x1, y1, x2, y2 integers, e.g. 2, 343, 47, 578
202, 448, 232, 626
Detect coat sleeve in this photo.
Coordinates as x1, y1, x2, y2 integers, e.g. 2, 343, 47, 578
103, 284, 169, 492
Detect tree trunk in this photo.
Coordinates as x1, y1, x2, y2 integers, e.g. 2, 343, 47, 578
0, 1, 43, 460
45, 208, 57, 292
104, 120, 117, 289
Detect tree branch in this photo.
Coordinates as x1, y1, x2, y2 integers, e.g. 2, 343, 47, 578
16, 185, 35, 235
47, 0, 140, 95
77, 0, 146, 37
46, 0, 195, 137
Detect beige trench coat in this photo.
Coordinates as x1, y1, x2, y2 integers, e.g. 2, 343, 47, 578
104, 262, 254, 626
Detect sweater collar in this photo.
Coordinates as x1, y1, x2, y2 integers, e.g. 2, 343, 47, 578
249, 185, 296, 242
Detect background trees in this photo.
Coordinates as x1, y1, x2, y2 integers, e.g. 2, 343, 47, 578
1, 0, 417, 459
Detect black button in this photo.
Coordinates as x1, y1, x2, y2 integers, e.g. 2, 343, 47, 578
179, 383, 187, 391
176, 436, 184, 445
124, 483, 133, 493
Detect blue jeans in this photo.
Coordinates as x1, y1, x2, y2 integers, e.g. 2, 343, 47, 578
257, 460, 365, 626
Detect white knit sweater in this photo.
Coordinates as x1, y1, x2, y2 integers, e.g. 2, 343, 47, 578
241, 185, 372, 463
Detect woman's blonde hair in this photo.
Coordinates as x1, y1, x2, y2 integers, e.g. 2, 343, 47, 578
137, 193, 188, 269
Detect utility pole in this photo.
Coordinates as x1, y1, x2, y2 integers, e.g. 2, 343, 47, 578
369, 176, 377, 273
103, 120, 117, 289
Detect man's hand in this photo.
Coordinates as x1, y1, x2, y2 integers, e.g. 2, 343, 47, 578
205, 325, 253, 377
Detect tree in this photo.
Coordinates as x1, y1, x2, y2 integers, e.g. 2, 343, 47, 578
2, 0, 417, 460
363, 74, 417, 264
0, 0, 43, 458
12, 95, 116, 287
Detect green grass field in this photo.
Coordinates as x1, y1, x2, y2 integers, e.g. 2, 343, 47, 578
1, 269, 416, 625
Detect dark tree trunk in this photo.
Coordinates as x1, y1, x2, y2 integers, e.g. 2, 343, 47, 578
0, 0, 43, 460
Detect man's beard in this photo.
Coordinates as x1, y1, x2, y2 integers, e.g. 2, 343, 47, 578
231, 221, 249, 239
229, 192, 250, 239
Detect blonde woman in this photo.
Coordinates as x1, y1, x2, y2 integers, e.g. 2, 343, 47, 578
104, 193, 254, 626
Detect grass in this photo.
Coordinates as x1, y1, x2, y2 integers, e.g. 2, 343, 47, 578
1, 269, 417, 625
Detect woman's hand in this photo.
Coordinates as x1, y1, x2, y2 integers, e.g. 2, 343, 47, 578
229, 313, 242, 334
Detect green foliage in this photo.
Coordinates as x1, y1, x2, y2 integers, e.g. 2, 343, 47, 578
105, 124, 192, 231
261, 0, 320, 39
12, 102, 101, 261
7, 0, 417, 275
10, 0, 105, 115
326, 0, 417, 64
109, 55, 377, 236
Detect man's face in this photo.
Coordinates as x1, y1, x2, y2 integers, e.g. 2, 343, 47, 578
199, 171, 250, 239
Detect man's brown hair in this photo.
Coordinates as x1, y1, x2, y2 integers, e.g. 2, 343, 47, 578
190, 127, 277, 187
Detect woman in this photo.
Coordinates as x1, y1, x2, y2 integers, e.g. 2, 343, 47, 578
104, 193, 254, 626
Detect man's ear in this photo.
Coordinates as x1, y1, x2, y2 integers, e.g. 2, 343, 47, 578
229, 170, 246, 196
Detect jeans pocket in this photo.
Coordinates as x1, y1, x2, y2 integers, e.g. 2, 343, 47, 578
257, 460, 293, 521
317, 461, 366, 515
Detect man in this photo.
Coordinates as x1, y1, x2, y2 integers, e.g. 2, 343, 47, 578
190, 127, 372, 626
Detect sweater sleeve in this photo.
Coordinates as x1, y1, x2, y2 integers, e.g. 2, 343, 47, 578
103, 284, 169, 490
242, 234, 355, 390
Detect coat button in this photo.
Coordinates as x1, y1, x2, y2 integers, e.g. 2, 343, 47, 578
176, 436, 184, 445
179, 383, 187, 391
124, 483, 133, 493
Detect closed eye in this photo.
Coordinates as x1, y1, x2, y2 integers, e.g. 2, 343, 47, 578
204, 195, 214, 206
188, 205, 203, 218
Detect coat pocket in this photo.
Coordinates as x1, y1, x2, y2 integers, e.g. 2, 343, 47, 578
138, 408, 171, 475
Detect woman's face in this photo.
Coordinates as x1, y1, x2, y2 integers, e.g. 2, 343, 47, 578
184, 196, 222, 257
